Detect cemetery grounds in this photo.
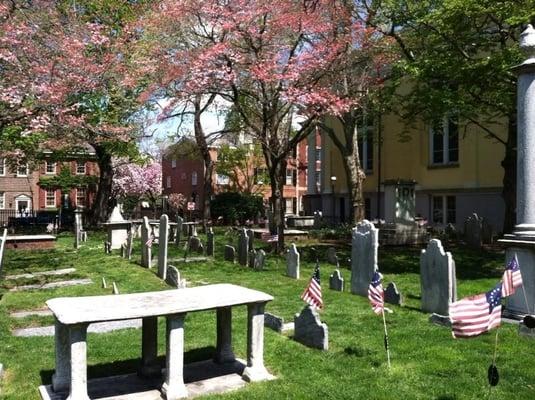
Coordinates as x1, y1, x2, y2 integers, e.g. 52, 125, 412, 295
0, 230, 534, 399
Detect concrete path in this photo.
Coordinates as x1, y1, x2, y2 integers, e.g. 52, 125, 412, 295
5, 268, 75, 280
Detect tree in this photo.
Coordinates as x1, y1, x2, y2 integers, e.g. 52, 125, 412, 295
112, 162, 162, 214
361, 0, 535, 233
134, 0, 370, 251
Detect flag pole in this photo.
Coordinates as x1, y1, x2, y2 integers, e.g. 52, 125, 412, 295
487, 328, 500, 399
381, 308, 391, 369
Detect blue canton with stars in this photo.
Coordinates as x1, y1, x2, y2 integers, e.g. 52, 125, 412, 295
371, 271, 382, 288
507, 256, 519, 271
485, 283, 502, 313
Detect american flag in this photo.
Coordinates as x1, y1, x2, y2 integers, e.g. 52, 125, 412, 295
261, 232, 278, 243
449, 282, 502, 339
368, 270, 385, 315
502, 254, 523, 297
301, 262, 323, 309
145, 234, 155, 248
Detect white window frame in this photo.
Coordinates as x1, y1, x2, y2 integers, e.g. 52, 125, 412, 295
0, 158, 5, 176
76, 161, 86, 175
216, 174, 230, 185
166, 176, 171, 188
45, 189, 56, 208
17, 163, 28, 177
284, 198, 294, 214
285, 169, 293, 185
76, 188, 86, 208
432, 194, 456, 225
191, 171, 198, 186
0, 192, 5, 209
429, 117, 459, 166
45, 161, 56, 175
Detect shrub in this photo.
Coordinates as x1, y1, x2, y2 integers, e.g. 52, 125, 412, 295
211, 192, 264, 224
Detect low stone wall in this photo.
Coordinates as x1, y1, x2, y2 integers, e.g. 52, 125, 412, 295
5, 235, 57, 250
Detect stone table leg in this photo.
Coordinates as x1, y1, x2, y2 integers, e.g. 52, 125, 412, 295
52, 319, 70, 392
139, 317, 160, 377
161, 314, 187, 400
214, 307, 235, 364
66, 324, 89, 400
242, 302, 271, 382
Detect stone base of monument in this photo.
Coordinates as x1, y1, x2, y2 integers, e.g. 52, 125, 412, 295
428, 313, 451, 327
39, 358, 274, 400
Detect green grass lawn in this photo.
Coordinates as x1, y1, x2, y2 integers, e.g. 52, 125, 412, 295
0, 229, 534, 399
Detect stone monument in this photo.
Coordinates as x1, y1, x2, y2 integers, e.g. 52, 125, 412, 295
158, 214, 169, 280
141, 216, 152, 268
175, 216, 183, 246
286, 243, 300, 279
106, 205, 128, 250
294, 305, 328, 350
329, 269, 344, 291
206, 228, 215, 257
224, 245, 236, 263
350, 220, 379, 296
238, 228, 249, 266
464, 213, 483, 248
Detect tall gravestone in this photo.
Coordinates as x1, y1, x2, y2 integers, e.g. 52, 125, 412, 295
247, 229, 254, 251
286, 243, 300, 279
206, 228, 215, 257
501, 25, 535, 318
350, 220, 379, 296
224, 245, 236, 263
141, 216, 152, 268
464, 213, 483, 248
254, 250, 266, 270
126, 226, 134, 260
74, 210, 83, 249
158, 214, 169, 280
175, 216, 183, 246
0, 228, 7, 275
107, 205, 128, 250
238, 228, 249, 266
420, 239, 456, 316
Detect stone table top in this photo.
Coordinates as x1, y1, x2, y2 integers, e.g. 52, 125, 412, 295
46, 284, 273, 325
6, 235, 56, 241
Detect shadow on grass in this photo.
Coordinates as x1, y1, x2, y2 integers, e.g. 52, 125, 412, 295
40, 346, 216, 385
343, 346, 375, 358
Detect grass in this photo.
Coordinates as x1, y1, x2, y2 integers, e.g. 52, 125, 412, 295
0, 229, 534, 399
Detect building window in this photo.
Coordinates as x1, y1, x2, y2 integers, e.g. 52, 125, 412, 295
45, 189, 56, 208
357, 113, 374, 172
0, 159, 5, 176
17, 163, 28, 177
284, 198, 294, 214
76, 188, 86, 207
0, 192, 4, 209
430, 117, 459, 165
191, 171, 198, 186
76, 161, 86, 175
315, 148, 321, 162
315, 172, 321, 190
285, 169, 296, 186
166, 176, 171, 188
171, 159, 177, 168
216, 174, 230, 185
432, 195, 456, 224
45, 161, 56, 175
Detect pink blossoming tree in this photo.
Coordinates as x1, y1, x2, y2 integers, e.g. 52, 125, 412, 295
113, 162, 162, 214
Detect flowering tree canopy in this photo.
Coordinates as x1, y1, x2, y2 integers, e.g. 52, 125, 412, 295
112, 162, 162, 201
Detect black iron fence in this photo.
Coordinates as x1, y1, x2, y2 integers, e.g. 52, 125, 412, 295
0, 209, 65, 232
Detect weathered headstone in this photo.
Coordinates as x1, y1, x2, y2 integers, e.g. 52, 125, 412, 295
482, 219, 493, 244
384, 282, 403, 306
158, 214, 169, 280
126, 226, 134, 260
74, 210, 83, 249
238, 228, 249, 266
224, 245, 236, 263
294, 305, 328, 350
420, 239, 457, 316
206, 227, 215, 257
350, 220, 379, 296
188, 236, 202, 254
101, 277, 107, 289
264, 312, 293, 333
107, 205, 128, 249
120, 243, 127, 258
112, 282, 119, 294
140, 216, 152, 268
103, 241, 112, 254
329, 269, 344, 291
246, 229, 254, 251
166, 265, 187, 289
286, 243, 300, 279
175, 216, 183, 246
464, 213, 483, 248
248, 250, 256, 268
326, 247, 338, 265
254, 250, 266, 270
0, 228, 7, 275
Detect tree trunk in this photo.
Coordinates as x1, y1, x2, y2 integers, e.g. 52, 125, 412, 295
268, 159, 287, 253
501, 114, 517, 234
88, 144, 114, 225
343, 153, 365, 224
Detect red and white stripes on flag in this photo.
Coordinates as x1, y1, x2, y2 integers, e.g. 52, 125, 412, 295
368, 270, 385, 315
145, 235, 155, 248
261, 232, 278, 243
502, 254, 523, 297
449, 282, 502, 339
301, 263, 323, 309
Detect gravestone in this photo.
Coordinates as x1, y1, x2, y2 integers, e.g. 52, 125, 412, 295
101, 277, 107, 289
384, 282, 403, 306
158, 214, 169, 280
224, 245, 236, 263
464, 213, 483, 248
254, 250, 266, 270
482, 219, 493, 244
248, 250, 256, 268
104, 241, 111, 254
140, 216, 152, 268
445, 223, 457, 240
350, 220, 379, 296
286, 243, 300, 279
238, 228, 249, 266
206, 228, 215, 257
188, 236, 202, 252
112, 282, 119, 294
0, 228, 7, 275
166, 265, 187, 289
246, 229, 254, 251
420, 239, 456, 316
294, 305, 328, 350
329, 269, 344, 291
107, 205, 128, 249
264, 312, 293, 333
120, 244, 127, 258
126, 226, 134, 260
327, 247, 338, 265
175, 216, 183, 246
74, 210, 83, 249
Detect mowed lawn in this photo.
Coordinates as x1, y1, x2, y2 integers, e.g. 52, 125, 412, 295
0, 229, 534, 399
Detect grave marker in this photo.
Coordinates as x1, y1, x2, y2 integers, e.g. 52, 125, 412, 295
175, 216, 183, 246
238, 229, 249, 266
254, 250, 266, 271
141, 217, 152, 268
350, 220, 379, 296
207, 228, 215, 257
384, 282, 403, 306
329, 269, 344, 291
326, 247, 338, 265
166, 266, 187, 289
224, 245, 236, 263
286, 243, 300, 279
294, 305, 328, 350
0, 228, 7, 275
158, 214, 170, 280
465, 213, 483, 248
247, 229, 254, 251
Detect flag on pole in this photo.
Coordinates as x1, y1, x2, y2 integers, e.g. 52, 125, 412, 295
301, 262, 323, 309
502, 254, 523, 297
449, 282, 502, 339
146, 234, 155, 248
368, 270, 385, 315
